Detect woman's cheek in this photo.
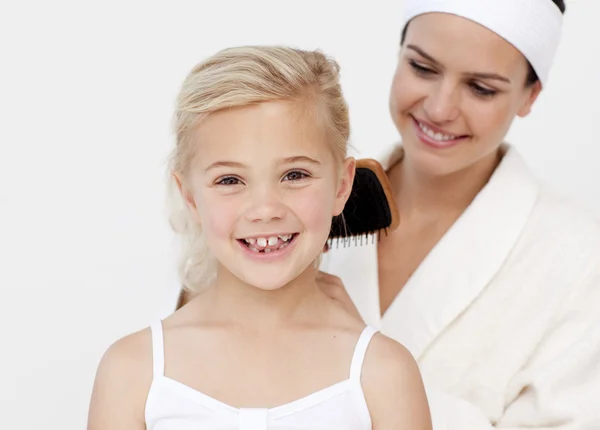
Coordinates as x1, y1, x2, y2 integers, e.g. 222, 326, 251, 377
391, 74, 424, 128
468, 102, 513, 150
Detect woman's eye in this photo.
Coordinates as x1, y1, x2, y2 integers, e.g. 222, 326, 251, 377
216, 176, 242, 186
470, 82, 497, 98
283, 171, 308, 182
409, 60, 435, 76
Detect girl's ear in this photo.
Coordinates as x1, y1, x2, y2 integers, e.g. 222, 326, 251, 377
173, 173, 200, 222
332, 157, 356, 216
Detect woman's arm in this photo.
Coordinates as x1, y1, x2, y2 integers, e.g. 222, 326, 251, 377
497, 268, 600, 429
363, 334, 433, 430
319, 268, 600, 429
87, 331, 150, 430
316, 271, 363, 321
426, 270, 600, 430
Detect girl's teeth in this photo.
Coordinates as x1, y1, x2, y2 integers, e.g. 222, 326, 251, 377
243, 234, 295, 252
245, 235, 293, 245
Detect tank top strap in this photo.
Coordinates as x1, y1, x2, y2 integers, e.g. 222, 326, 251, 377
150, 320, 165, 378
349, 325, 379, 381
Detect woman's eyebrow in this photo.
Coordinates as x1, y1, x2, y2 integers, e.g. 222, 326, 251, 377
467, 72, 511, 83
406, 44, 440, 65
407, 44, 511, 83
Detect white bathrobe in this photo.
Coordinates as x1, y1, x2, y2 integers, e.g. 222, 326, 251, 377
321, 144, 600, 429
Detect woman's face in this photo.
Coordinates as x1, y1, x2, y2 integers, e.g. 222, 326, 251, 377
390, 13, 542, 176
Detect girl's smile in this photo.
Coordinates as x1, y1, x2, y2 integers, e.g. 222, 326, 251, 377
237, 232, 300, 261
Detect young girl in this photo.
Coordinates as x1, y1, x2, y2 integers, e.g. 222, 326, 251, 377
87, 46, 432, 430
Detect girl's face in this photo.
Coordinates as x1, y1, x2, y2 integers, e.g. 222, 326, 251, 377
179, 100, 354, 291
389, 13, 542, 176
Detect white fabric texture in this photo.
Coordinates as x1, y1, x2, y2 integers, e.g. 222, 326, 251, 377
322, 144, 600, 429
145, 321, 378, 430
402, 0, 564, 86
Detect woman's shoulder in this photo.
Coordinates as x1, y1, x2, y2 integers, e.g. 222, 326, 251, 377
501, 145, 600, 238
361, 333, 432, 429
529, 184, 600, 249
513, 185, 600, 303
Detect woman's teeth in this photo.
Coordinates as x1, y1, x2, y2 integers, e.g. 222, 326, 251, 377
243, 234, 294, 253
417, 121, 460, 141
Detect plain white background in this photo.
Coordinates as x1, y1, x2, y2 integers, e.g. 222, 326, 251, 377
0, 0, 598, 428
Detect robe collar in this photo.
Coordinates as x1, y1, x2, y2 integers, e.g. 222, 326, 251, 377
371, 143, 539, 358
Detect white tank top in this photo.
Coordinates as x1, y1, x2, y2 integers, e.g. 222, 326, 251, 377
145, 320, 378, 430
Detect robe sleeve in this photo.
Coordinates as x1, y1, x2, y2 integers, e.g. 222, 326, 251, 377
427, 264, 600, 430
497, 263, 600, 429
424, 383, 492, 429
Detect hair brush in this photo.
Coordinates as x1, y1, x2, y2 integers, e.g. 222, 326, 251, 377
327, 158, 399, 248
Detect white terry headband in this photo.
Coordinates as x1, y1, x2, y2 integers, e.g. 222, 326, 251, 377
402, 0, 564, 87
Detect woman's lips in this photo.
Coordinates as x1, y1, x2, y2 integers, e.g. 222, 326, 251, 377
412, 116, 469, 149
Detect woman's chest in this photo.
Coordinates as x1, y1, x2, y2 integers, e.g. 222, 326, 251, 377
377, 220, 454, 314
407, 260, 568, 420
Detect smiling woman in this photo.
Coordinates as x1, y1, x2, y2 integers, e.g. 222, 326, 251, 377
391, 11, 545, 177
321, 1, 600, 429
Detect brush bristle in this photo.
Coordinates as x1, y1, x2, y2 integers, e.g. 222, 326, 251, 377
326, 228, 389, 248
328, 165, 395, 245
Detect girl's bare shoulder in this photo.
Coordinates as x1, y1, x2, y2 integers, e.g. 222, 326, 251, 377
362, 333, 433, 429
87, 327, 153, 429
362, 333, 419, 388
93, 326, 154, 393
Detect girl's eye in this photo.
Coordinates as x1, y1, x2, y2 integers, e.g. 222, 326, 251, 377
470, 82, 497, 98
409, 60, 435, 76
216, 176, 242, 186
283, 171, 309, 182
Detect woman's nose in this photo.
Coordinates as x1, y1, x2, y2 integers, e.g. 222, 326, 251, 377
423, 80, 460, 123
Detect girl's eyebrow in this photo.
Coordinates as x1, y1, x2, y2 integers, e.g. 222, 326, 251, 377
205, 156, 321, 172
205, 161, 245, 172
278, 156, 321, 165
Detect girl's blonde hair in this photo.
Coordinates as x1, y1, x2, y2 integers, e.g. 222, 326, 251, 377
168, 45, 350, 293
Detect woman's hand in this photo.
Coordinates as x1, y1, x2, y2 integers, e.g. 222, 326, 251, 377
316, 271, 364, 322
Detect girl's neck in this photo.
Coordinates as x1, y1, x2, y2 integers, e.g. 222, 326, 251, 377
391, 148, 502, 221
206, 264, 325, 330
